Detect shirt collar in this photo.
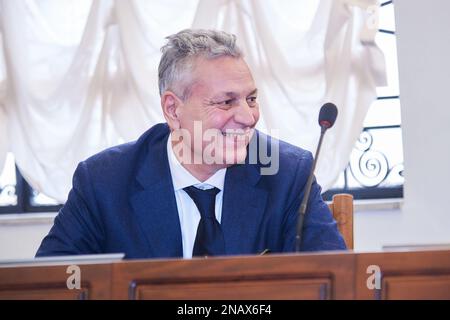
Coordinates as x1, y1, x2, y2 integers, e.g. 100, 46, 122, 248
166, 133, 226, 191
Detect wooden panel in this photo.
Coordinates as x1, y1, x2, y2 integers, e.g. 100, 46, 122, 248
134, 278, 331, 300
355, 248, 450, 299
0, 263, 112, 300
113, 252, 355, 300
0, 288, 88, 300
382, 274, 450, 299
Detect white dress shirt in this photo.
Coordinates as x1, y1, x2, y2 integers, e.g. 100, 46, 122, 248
166, 135, 226, 258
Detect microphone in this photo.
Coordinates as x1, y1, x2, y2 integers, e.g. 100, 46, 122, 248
295, 102, 338, 252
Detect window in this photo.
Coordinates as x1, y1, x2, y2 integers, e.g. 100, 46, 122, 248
0, 153, 62, 214
0, 1, 402, 214
323, 1, 403, 200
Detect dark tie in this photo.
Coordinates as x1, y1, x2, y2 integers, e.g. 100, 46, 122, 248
183, 186, 225, 257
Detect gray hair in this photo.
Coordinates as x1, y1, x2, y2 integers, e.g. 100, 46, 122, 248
158, 29, 243, 100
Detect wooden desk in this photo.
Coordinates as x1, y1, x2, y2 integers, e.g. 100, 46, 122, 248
356, 249, 450, 299
0, 263, 111, 299
112, 252, 354, 300
1, 249, 450, 300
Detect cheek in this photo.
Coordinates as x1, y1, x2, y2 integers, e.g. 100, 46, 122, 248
178, 105, 206, 131
177, 107, 193, 127
206, 110, 233, 129
252, 105, 260, 123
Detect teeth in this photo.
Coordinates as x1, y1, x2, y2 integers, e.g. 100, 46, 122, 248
221, 129, 250, 137
222, 132, 246, 137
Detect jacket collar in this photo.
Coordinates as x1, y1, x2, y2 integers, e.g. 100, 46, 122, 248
130, 123, 183, 258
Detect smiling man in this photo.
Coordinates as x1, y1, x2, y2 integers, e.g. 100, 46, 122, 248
164, 54, 259, 179
36, 29, 345, 259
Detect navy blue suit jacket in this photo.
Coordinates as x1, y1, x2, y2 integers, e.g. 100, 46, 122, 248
36, 123, 345, 259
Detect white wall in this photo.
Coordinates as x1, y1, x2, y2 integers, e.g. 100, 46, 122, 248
354, 0, 450, 250
0, 215, 54, 260
393, 0, 450, 244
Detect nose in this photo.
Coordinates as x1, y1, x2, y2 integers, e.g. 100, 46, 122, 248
234, 100, 256, 127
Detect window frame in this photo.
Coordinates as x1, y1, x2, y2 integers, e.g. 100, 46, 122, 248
0, 166, 63, 214
324, 1, 403, 201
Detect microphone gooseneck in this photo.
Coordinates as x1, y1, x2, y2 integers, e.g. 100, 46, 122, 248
295, 102, 338, 252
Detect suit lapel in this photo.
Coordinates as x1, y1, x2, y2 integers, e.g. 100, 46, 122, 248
221, 162, 268, 254
130, 125, 183, 258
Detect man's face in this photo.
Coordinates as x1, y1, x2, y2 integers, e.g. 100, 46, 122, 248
169, 56, 260, 174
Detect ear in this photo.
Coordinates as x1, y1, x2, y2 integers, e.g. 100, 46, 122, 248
161, 91, 183, 130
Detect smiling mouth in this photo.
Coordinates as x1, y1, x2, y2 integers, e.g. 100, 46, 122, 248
221, 129, 252, 137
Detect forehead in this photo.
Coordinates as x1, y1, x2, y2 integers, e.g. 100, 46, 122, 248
189, 56, 256, 97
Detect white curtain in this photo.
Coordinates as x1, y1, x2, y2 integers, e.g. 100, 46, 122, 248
0, 0, 385, 203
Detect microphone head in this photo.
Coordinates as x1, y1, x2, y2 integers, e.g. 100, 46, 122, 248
318, 102, 338, 129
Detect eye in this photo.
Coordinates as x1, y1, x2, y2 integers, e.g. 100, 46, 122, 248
246, 96, 258, 107
216, 99, 235, 108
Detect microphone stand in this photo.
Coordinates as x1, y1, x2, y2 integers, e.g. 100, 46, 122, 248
295, 125, 328, 252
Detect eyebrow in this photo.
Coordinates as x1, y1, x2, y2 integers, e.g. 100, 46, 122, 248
212, 88, 258, 100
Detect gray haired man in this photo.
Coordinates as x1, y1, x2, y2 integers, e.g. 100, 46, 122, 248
37, 29, 346, 259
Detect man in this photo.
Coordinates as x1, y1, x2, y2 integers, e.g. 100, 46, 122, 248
36, 29, 345, 259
